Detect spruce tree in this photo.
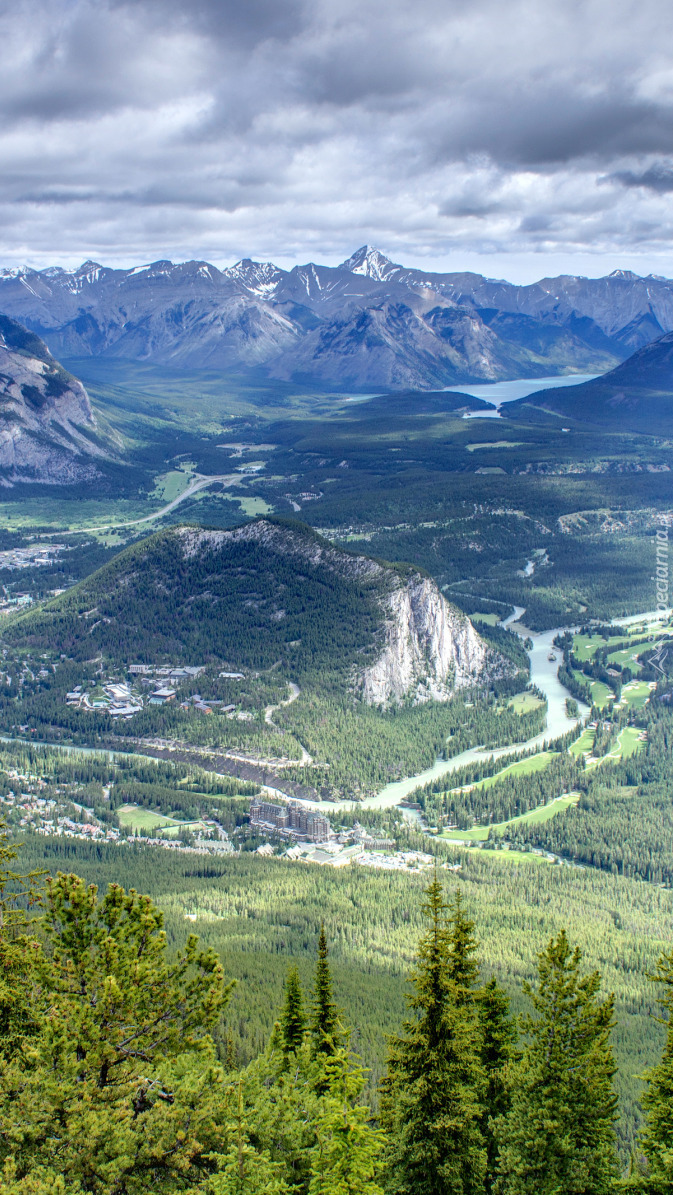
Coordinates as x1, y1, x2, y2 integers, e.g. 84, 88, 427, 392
494, 930, 619, 1195
637, 946, 673, 1192
446, 887, 480, 1004
308, 1047, 386, 1195
311, 923, 340, 1057
478, 978, 516, 1194
281, 965, 306, 1055
381, 874, 487, 1195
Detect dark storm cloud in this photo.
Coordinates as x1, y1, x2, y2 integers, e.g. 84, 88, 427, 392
1, 0, 673, 268
111, 0, 308, 50
610, 162, 673, 193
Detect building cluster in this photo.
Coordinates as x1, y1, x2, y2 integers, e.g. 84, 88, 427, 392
64, 661, 239, 718
128, 664, 205, 680
0, 544, 67, 570
346, 822, 396, 851
250, 797, 332, 843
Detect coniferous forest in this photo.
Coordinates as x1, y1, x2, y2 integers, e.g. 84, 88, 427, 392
3, 825, 673, 1195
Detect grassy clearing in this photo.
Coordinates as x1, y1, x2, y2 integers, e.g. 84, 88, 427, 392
439, 789, 579, 843
507, 691, 546, 714
617, 681, 654, 711
236, 496, 273, 517
0, 497, 161, 533
589, 679, 614, 708
117, 805, 181, 833
607, 645, 644, 670
569, 727, 595, 756
151, 466, 197, 502
474, 750, 555, 792
589, 726, 646, 768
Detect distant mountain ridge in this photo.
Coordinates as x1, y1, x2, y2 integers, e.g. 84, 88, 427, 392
0, 314, 118, 486
4, 247, 671, 389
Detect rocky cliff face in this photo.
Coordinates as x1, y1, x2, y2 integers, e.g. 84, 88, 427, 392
360, 574, 491, 705
0, 314, 115, 485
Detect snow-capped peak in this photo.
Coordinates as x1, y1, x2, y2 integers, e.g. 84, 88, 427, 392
224, 258, 284, 296
340, 246, 400, 281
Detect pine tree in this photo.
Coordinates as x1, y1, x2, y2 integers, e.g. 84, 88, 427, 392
311, 923, 340, 1058
494, 930, 619, 1195
281, 965, 307, 1055
380, 874, 487, 1195
478, 978, 516, 1194
0, 874, 233, 1192
637, 946, 673, 1192
0, 822, 44, 1063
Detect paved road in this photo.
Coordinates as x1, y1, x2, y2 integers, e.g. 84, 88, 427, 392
80, 473, 244, 533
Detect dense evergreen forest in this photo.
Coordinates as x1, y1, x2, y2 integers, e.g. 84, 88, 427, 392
3, 826, 673, 1193
13, 826, 673, 1162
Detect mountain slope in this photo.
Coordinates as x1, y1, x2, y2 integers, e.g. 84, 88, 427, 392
9, 519, 501, 704
506, 329, 673, 433
0, 314, 117, 485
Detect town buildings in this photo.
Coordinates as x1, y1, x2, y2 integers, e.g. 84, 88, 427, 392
250, 797, 332, 843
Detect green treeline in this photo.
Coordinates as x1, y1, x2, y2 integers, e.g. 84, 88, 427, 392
3, 829, 673, 1194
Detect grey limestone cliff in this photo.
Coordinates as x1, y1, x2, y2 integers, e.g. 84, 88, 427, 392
360, 574, 490, 705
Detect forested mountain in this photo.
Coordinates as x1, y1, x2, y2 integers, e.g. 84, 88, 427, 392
6, 518, 501, 703
0, 314, 119, 486
509, 328, 673, 432
7, 249, 670, 388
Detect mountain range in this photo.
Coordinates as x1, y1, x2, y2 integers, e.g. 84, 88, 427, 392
4, 246, 673, 390
0, 314, 118, 486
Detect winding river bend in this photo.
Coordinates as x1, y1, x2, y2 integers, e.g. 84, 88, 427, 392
280, 611, 592, 815
3, 609, 668, 818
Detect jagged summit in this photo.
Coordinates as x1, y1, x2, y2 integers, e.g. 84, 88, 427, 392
3, 248, 673, 387
223, 258, 285, 295
341, 245, 401, 281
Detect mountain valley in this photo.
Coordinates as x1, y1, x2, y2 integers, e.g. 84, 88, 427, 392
1, 253, 673, 1183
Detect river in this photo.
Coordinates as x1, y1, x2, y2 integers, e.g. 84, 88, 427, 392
4, 609, 668, 820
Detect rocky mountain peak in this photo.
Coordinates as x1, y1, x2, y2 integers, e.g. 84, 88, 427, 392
224, 258, 285, 295
341, 246, 400, 281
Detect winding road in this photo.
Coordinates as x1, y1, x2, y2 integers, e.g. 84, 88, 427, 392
82, 473, 244, 533
264, 683, 312, 764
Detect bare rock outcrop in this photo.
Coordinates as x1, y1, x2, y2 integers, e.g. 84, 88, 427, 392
360, 575, 491, 705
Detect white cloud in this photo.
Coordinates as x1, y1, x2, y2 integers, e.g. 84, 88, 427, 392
2, 0, 673, 278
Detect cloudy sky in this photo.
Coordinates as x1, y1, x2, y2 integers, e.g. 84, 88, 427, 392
3, 0, 673, 280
